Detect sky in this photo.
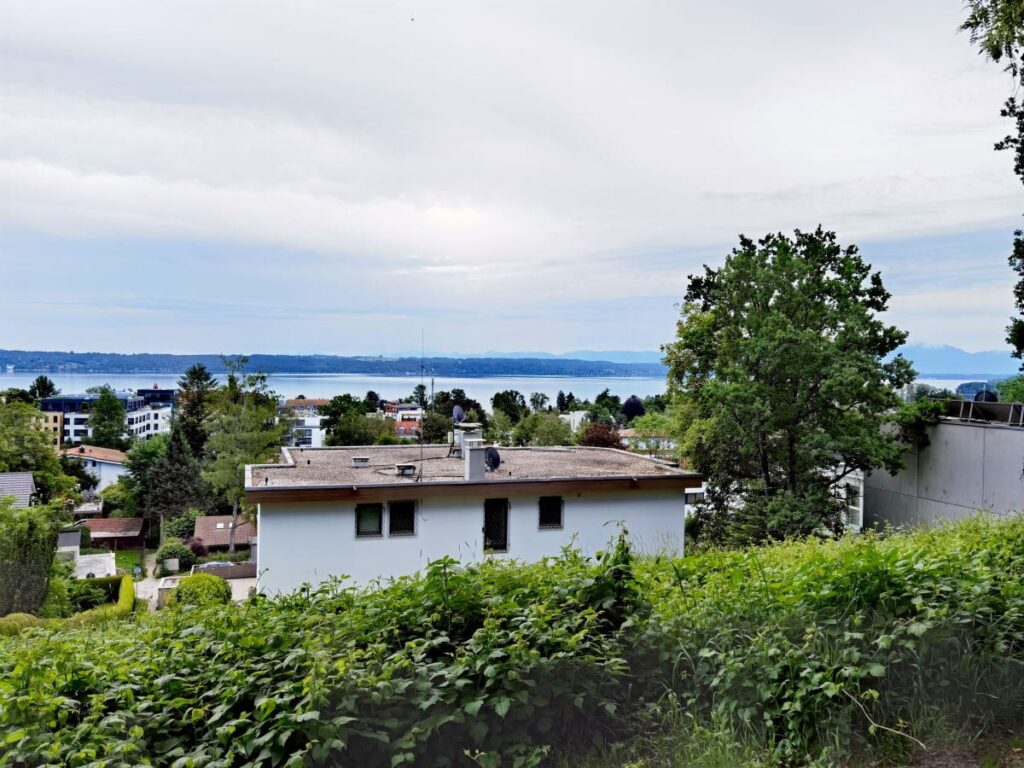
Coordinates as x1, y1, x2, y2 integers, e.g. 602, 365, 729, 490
0, 1, 1021, 356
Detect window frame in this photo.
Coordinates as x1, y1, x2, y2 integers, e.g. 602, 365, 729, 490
537, 496, 564, 529
483, 498, 510, 553
388, 500, 417, 537
355, 502, 384, 538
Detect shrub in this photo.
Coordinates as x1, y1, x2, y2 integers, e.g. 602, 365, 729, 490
79, 525, 92, 549
172, 573, 232, 606
183, 536, 208, 558
0, 499, 63, 616
0, 520, 1023, 766
68, 580, 108, 612
0, 576, 136, 635
165, 507, 203, 540
155, 538, 196, 575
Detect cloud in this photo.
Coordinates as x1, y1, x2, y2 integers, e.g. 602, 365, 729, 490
0, 0, 1020, 353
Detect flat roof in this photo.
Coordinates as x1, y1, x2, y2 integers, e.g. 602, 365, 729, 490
246, 445, 700, 503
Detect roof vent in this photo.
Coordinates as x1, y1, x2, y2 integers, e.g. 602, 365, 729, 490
395, 463, 417, 477
352, 456, 370, 468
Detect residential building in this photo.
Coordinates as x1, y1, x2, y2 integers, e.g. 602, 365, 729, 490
193, 514, 257, 551
246, 435, 701, 593
865, 399, 1024, 527
40, 392, 172, 444
394, 419, 420, 438
0, 472, 37, 508
82, 517, 144, 550
137, 384, 178, 409
61, 445, 128, 491
558, 410, 589, 432
382, 402, 424, 421
281, 398, 329, 448
37, 410, 64, 449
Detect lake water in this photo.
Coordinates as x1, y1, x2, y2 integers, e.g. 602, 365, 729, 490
0, 371, 670, 403
0, 372, 992, 403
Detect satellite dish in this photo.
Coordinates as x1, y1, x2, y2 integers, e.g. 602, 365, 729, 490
453, 405, 465, 424
974, 390, 998, 403
485, 446, 501, 471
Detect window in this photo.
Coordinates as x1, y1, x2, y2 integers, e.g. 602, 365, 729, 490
538, 496, 563, 529
388, 500, 416, 536
356, 503, 383, 537
483, 498, 509, 552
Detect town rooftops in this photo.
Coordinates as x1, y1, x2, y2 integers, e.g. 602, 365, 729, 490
62, 445, 129, 464
0, 471, 36, 508
193, 515, 257, 549
283, 398, 330, 409
246, 445, 700, 503
82, 517, 144, 539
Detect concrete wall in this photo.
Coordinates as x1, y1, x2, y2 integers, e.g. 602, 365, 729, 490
257, 488, 686, 593
865, 421, 1024, 527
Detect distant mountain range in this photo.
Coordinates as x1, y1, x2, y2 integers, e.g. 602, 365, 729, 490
0, 345, 1017, 379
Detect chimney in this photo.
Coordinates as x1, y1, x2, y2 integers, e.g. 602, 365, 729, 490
465, 443, 486, 482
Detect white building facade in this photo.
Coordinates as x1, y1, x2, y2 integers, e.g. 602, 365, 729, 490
247, 444, 700, 593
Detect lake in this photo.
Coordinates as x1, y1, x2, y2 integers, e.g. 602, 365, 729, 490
0, 372, 670, 403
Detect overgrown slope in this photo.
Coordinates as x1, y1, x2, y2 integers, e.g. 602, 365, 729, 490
1, 517, 1022, 767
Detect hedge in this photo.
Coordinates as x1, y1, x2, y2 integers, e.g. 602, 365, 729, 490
0, 576, 136, 636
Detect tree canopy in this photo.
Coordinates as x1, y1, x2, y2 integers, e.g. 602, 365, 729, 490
664, 227, 915, 545
177, 363, 218, 458
84, 386, 128, 450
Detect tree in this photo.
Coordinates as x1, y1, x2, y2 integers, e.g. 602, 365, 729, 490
909, 383, 960, 402
321, 395, 370, 445
420, 412, 451, 443
664, 227, 915, 545
118, 433, 170, 521
0, 402, 77, 503
529, 392, 549, 412
621, 395, 646, 422
578, 422, 622, 448
84, 386, 128, 450
412, 384, 428, 407
594, 389, 622, 415
0, 498, 66, 616
363, 390, 381, 413
492, 390, 527, 422
27, 376, 58, 400
177, 364, 218, 458
0, 388, 33, 405
431, 389, 488, 428
996, 374, 1024, 401
147, 424, 209, 542
205, 370, 287, 552
512, 412, 573, 446
556, 391, 568, 413
627, 411, 674, 457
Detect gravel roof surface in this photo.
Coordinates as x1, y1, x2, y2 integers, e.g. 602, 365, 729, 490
250, 445, 695, 488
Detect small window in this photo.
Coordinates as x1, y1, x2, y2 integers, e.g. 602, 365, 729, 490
388, 500, 416, 536
538, 496, 563, 529
356, 503, 383, 537
483, 498, 509, 552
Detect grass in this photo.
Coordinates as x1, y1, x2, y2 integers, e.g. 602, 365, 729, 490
113, 548, 142, 574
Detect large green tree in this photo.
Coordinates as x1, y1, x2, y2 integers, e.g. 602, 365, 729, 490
491, 390, 527, 423
177, 364, 218, 458
205, 367, 287, 552
664, 228, 915, 545
0, 402, 77, 503
961, 1, 1024, 364
0, 498, 66, 617
147, 424, 210, 541
28, 376, 58, 400
84, 386, 128, 450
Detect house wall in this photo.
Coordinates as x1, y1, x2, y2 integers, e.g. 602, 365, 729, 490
864, 421, 1024, 527
84, 460, 127, 491
257, 488, 686, 593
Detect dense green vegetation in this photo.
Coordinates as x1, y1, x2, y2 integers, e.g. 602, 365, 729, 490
1, 516, 1022, 766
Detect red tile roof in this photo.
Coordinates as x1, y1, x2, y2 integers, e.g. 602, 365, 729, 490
193, 515, 256, 549
284, 398, 330, 409
83, 517, 143, 538
62, 445, 128, 464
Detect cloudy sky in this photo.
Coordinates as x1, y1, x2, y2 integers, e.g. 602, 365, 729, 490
0, 1, 1020, 356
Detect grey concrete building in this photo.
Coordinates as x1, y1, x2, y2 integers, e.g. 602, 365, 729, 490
865, 403, 1024, 526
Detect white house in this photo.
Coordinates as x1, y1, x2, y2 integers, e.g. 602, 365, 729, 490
245, 435, 701, 593
281, 399, 329, 448
61, 445, 128, 491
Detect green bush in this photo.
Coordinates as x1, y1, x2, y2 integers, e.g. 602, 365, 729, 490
155, 538, 196, 575
165, 508, 203, 541
0, 520, 1022, 766
172, 573, 232, 606
79, 525, 91, 549
0, 576, 136, 636
68, 580, 108, 612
